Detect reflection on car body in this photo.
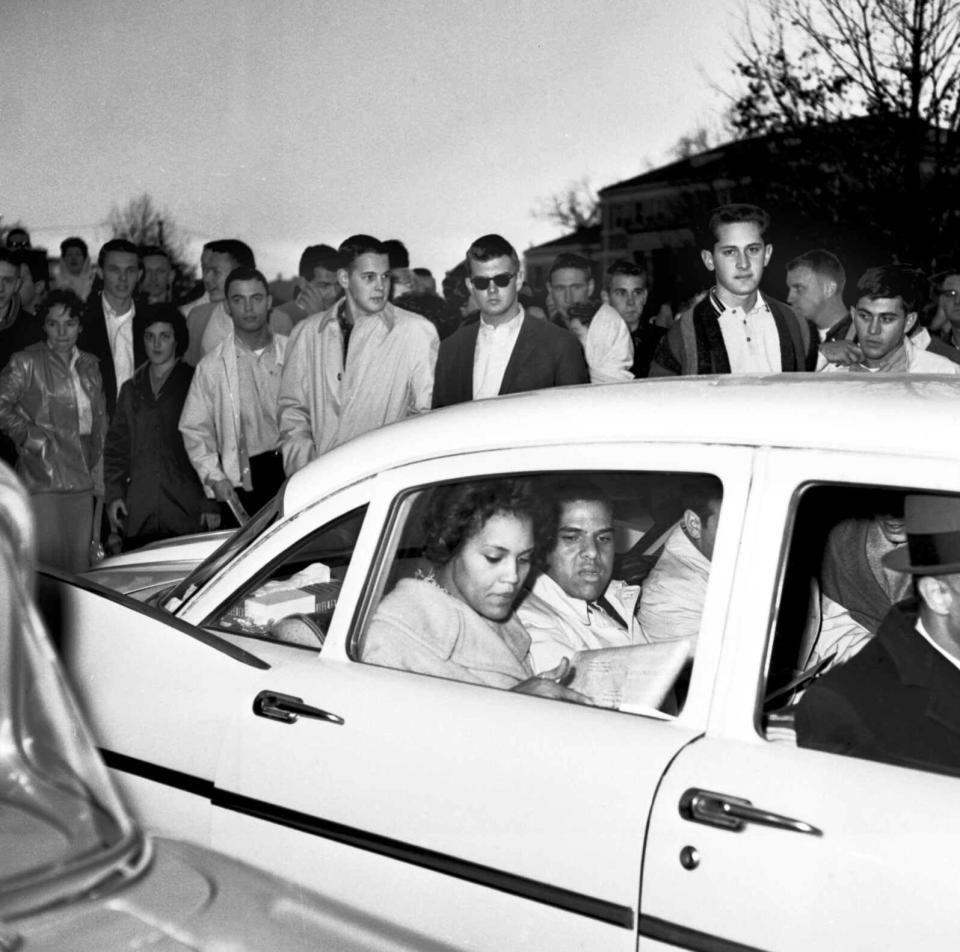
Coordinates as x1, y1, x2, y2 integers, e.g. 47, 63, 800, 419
50, 374, 960, 952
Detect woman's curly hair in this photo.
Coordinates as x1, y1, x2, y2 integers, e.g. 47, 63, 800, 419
422, 478, 555, 568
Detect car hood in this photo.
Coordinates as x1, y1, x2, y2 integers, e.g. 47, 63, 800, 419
82, 531, 230, 598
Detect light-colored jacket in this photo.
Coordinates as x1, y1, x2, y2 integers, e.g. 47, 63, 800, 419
361, 576, 534, 689
179, 333, 288, 496
278, 301, 439, 476
0, 343, 106, 494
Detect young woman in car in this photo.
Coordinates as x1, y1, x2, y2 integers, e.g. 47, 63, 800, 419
362, 478, 583, 701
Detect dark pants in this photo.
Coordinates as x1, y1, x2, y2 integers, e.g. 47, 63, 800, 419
223, 450, 286, 527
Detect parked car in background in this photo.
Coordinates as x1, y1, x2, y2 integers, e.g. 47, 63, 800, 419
0, 461, 452, 951
48, 375, 960, 951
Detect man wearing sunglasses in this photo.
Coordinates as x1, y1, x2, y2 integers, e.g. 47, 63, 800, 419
432, 234, 587, 408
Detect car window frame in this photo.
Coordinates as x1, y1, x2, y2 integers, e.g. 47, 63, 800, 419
331, 441, 755, 728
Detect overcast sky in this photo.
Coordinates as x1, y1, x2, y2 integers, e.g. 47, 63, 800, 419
1, 0, 741, 279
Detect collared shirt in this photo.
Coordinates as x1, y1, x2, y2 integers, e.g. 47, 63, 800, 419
59, 345, 93, 435
517, 572, 643, 673
819, 337, 960, 375
916, 618, 960, 675
102, 294, 136, 389
712, 290, 781, 373
235, 335, 283, 456
472, 307, 524, 399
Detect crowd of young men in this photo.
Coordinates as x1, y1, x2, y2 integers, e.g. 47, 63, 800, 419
2, 202, 959, 534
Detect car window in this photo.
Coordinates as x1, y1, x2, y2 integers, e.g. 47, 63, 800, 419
763, 483, 960, 779
203, 506, 367, 649
353, 470, 723, 716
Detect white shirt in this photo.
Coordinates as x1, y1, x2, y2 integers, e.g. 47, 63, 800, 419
102, 294, 135, 390
568, 303, 634, 383
716, 294, 781, 373
916, 618, 960, 675
517, 572, 643, 673
473, 307, 524, 399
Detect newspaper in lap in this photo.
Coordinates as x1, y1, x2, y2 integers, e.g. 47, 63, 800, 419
567, 640, 691, 713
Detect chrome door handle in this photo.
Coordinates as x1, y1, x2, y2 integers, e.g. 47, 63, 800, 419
253, 690, 344, 726
679, 788, 821, 837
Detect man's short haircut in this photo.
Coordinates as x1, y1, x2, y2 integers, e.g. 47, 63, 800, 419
699, 203, 771, 251
548, 476, 614, 525
15, 248, 50, 285
337, 235, 387, 271
681, 475, 724, 522
856, 264, 924, 313
97, 238, 140, 269
134, 302, 190, 357
139, 244, 170, 262
786, 249, 846, 295
60, 236, 89, 258
37, 288, 85, 322
206, 239, 255, 269
548, 253, 593, 284
223, 266, 269, 299
6, 227, 30, 247
383, 239, 410, 270
298, 244, 340, 279
413, 267, 433, 279
464, 234, 520, 274
605, 258, 648, 290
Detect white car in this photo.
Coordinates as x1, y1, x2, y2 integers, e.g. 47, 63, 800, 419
49, 375, 960, 952
0, 460, 453, 951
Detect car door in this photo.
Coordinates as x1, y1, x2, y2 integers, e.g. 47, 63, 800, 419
206, 442, 753, 952
638, 448, 960, 951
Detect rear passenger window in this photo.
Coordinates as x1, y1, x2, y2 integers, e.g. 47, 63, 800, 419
205, 506, 367, 648
765, 484, 960, 779
354, 470, 723, 716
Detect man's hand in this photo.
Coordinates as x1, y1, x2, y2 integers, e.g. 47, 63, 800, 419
200, 512, 222, 530
106, 498, 127, 533
820, 340, 863, 366
210, 478, 238, 504
296, 282, 329, 317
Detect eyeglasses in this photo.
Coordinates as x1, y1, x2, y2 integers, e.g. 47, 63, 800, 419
470, 272, 516, 291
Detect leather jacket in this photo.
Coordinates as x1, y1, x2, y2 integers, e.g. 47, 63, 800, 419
0, 342, 106, 494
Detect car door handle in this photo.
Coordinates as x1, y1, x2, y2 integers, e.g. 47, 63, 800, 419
253, 690, 345, 726
679, 788, 821, 837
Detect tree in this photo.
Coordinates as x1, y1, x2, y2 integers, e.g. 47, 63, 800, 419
106, 193, 193, 281
531, 177, 601, 232
725, 0, 960, 267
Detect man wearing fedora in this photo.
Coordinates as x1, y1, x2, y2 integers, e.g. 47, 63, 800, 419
796, 493, 960, 775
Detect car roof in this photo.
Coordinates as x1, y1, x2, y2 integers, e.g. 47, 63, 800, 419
283, 374, 960, 514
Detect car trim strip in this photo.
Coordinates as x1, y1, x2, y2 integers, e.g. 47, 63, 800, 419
100, 748, 214, 798
214, 788, 635, 930
639, 915, 769, 952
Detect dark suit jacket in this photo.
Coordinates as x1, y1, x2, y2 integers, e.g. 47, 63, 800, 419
796, 600, 960, 777
82, 294, 147, 416
432, 313, 588, 408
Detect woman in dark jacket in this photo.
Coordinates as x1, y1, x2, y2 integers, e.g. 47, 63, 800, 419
104, 303, 218, 551
0, 289, 106, 571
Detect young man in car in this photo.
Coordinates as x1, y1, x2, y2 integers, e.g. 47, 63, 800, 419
797, 493, 960, 775
818, 265, 959, 375
431, 234, 587, 407
278, 235, 438, 476
517, 478, 644, 672
180, 267, 288, 523
650, 203, 817, 376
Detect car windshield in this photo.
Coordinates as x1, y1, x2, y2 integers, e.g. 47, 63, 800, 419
0, 472, 141, 920
162, 495, 282, 611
